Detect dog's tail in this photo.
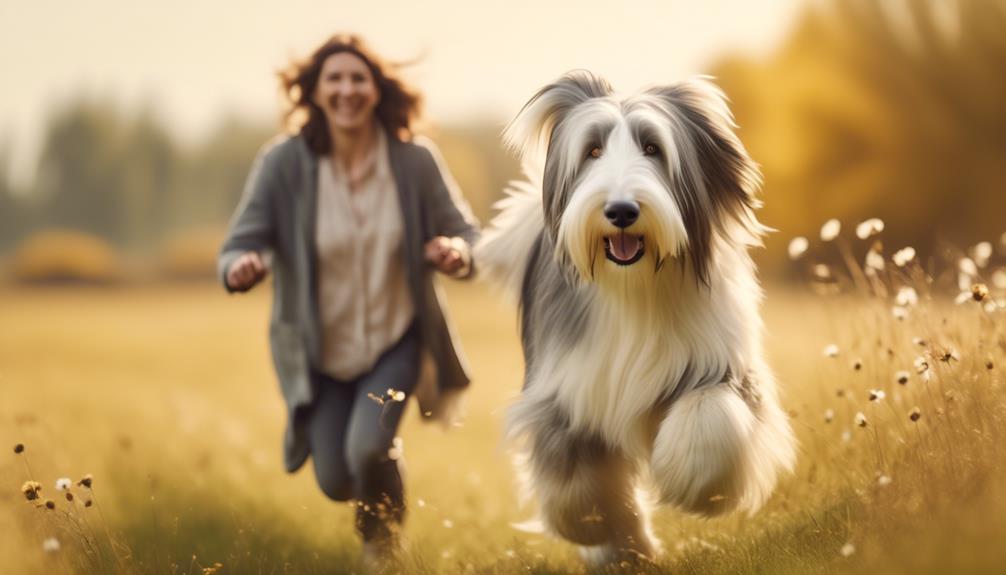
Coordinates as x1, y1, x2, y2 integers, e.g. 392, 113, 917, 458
474, 174, 544, 299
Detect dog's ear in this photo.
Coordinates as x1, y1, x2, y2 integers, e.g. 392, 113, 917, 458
649, 78, 767, 284
504, 71, 613, 168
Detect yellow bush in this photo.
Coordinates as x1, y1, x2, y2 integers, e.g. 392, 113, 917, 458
8, 229, 122, 284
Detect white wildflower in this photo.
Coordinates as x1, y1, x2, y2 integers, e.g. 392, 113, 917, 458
841, 430, 852, 443
993, 268, 1006, 290
841, 543, 856, 557
820, 219, 841, 242
856, 218, 884, 240
985, 301, 999, 313
788, 237, 809, 260
868, 389, 886, 401
892, 247, 916, 267
959, 257, 978, 277
824, 344, 840, 358
824, 408, 835, 423
443, 518, 454, 529
813, 264, 831, 279
955, 291, 972, 305
912, 337, 927, 347
958, 272, 973, 292
892, 306, 908, 321
913, 356, 929, 374
42, 537, 60, 553
855, 412, 868, 427
865, 249, 885, 271
877, 475, 892, 487
972, 242, 993, 268
895, 287, 918, 307
55, 478, 72, 491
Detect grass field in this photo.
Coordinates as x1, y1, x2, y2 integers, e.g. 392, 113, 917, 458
2, 276, 1005, 574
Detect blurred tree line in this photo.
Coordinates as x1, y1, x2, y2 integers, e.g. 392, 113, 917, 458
0, 99, 518, 278
2, 0, 1003, 280
713, 0, 1006, 268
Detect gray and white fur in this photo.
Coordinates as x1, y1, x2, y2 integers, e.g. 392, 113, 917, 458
477, 71, 796, 564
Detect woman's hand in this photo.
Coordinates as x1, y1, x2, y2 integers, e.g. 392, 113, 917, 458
424, 236, 469, 276
226, 251, 268, 292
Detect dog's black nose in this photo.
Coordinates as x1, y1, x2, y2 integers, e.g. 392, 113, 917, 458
604, 200, 640, 229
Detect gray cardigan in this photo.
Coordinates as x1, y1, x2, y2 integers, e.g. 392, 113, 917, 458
218, 132, 480, 472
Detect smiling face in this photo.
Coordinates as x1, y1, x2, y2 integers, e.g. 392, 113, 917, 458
312, 52, 381, 133
551, 98, 688, 279
505, 72, 765, 287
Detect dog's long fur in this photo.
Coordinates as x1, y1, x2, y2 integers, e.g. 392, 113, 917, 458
477, 71, 796, 563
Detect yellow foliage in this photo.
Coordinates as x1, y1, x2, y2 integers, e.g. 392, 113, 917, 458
8, 229, 122, 283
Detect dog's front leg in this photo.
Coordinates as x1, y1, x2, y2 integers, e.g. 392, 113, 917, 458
650, 372, 794, 516
516, 400, 657, 563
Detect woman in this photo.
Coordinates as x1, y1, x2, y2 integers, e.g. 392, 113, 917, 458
218, 34, 479, 559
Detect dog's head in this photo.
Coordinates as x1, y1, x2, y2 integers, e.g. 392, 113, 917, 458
505, 71, 765, 286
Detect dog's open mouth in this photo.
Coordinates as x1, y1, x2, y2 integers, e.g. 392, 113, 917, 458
604, 232, 645, 266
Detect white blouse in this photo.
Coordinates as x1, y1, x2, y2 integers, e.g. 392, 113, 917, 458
315, 129, 415, 381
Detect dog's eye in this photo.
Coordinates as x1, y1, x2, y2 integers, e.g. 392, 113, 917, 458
643, 143, 660, 156
587, 146, 602, 159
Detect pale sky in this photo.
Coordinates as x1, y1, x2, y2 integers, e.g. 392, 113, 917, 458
0, 0, 807, 188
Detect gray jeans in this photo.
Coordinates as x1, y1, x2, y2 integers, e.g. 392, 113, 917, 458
305, 324, 419, 541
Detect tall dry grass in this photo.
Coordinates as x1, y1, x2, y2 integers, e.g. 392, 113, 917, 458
2, 225, 1005, 574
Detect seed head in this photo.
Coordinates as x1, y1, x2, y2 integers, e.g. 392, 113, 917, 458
896, 371, 910, 385
994, 269, 1006, 290
856, 218, 885, 240
972, 283, 990, 302
855, 412, 868, 428
865, 248, 886, 271
824, 409, 835, 423
820, 219, 841, 242
65, 492, 74, 502
824, 344, 840, 358
787, 237, 809, 260
21, 481, 42, 501
55, 478, 71, 491
45, 499, 55, 510
42, 537, 61, 553
959, 257, 978, 277
896, 287, 918, 307
893, 247, 916, 267
14, 443, 24, 454
77, 474, 93, 489
972, 241, 993, 268
987, 360, 994, 370
909, 407, 922, 422
84, 499, 93, 508
869, 389, 886, 401
852, 360, 863, 371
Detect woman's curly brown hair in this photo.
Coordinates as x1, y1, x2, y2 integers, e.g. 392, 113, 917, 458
279, 34, 422, 155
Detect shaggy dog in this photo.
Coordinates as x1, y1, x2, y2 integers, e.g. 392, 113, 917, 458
477, 71, 796, 563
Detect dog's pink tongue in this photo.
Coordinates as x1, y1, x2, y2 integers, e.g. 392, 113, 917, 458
610, 233, 642, 261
